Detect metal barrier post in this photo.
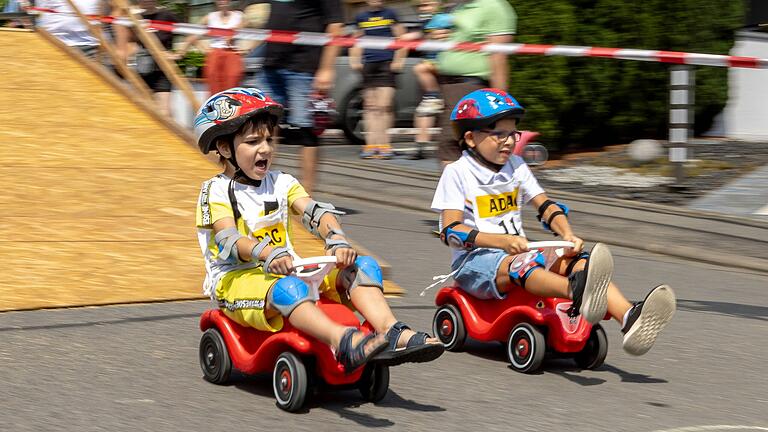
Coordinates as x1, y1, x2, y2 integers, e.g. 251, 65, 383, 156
669, 65, 695, 187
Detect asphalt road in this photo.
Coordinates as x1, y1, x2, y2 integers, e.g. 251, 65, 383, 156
2, 195, 767, 432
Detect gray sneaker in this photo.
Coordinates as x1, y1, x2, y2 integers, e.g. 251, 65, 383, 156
622, 284, 676, 356
567, 243, 613, 324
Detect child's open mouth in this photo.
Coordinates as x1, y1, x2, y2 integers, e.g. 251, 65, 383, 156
254, 159, 268, 171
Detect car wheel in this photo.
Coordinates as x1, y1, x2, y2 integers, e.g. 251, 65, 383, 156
199, 328, 232, 384
507, 323, 546, 373
358, 363, 390, 403
574, 324, 608, 369
339, 87, 366, 146
433, 304, 467, 351
273, 352, 308, 412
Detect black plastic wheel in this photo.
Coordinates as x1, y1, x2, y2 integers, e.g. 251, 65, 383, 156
358, 363, 390, 403
574, 324, 608, 369
273, 352, 308, 412
199, 328, 232, 384
507, 323, 546, 373
339, 88, 365, 145
433, 304, 467, 351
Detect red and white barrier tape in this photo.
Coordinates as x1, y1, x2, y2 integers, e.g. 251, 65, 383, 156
26, 7, 768, 69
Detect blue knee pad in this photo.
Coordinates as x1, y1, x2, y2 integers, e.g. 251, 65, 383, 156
509, 251, 547, 288
268, 276, 313, 316
337, 256, 384, 293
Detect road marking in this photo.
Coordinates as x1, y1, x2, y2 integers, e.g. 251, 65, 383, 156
754, 204, 768, 215
652, 426, 768, 432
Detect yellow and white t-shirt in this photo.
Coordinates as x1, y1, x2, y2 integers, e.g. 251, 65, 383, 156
195, 171, 309, 297
431, 151, 544, 264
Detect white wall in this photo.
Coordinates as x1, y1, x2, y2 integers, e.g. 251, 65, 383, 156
724, 31, 768, 141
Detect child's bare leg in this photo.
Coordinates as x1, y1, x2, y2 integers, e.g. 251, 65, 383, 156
495, 255, 569, 298
284, 301, 347, 347
350, 285, 440, 347
415, 62, 440, 93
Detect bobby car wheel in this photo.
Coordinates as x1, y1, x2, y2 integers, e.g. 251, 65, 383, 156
433, 304, 467, 351
574, 323, 608, 369
273, 352, 309, 412
199, 328, 232, 384
507, 323, 546, 373
358, 363, 390, 403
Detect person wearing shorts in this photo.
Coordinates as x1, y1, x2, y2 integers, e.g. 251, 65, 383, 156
350, 0, 408, 159
431, 89, 677, 357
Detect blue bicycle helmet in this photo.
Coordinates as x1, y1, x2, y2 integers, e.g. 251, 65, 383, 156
450, 88, 525, 143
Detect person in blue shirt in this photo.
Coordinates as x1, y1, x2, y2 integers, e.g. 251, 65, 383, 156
350, 0, 408, 159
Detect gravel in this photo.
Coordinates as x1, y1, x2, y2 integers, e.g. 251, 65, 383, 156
534, 139, 768, 205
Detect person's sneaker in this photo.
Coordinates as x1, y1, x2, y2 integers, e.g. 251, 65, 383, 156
360, 145, 379, 159
415, 97, 444, 116
408, 142, 426, 160
622, 284, 676, 356
377, 145, 395, 160
567, 243, 613, 324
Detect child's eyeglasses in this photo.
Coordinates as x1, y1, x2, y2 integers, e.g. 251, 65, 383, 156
477, 129, 522, 143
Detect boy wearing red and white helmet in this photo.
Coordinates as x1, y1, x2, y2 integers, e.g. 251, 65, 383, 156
194, 88, 443, 371
431, 88, 676, 356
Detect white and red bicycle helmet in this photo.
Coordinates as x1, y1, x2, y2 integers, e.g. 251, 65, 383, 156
194, 87, 284, 154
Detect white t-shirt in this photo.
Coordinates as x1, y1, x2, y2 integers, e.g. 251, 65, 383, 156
207, 10, 244, 49
431, 151, 545, 264
37, 0, 100, 47
195, 171, 309, 297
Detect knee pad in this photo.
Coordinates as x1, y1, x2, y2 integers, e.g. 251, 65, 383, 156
565, 251, 590, 275
509, 250, 546, 288
268, 276, 313, 317
337, 256, 384, 294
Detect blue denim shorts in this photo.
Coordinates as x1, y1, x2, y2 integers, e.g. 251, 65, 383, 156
452, 249, 510, 300
254, 68, 313, 128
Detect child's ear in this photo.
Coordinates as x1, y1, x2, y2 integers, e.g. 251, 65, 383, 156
215, 139, 231, 158
464, 130, 476, 148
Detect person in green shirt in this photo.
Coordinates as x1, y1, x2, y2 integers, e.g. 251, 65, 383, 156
433, 0, 517, 168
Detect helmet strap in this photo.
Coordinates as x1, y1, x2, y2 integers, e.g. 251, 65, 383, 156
467, 148, 504, 172
227, 142, 262, 187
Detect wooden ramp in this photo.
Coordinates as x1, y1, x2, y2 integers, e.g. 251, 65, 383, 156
0, 30, 401, 312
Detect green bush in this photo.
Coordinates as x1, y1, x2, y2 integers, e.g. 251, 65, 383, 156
508, 0, 744, 149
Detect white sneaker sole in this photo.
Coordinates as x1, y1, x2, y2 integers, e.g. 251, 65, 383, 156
579, 243, 613, 324
623, 284, 676, 356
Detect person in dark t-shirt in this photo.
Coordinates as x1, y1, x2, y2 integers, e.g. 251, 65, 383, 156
257, 0, 344, 194
350, 0, 407, 159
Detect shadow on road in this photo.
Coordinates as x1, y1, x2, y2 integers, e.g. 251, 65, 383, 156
599, 364, 668, 384
231, 373, 444, 426
678, 298, 768, 322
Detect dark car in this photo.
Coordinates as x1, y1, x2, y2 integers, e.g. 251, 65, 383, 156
245, 53, 423, 145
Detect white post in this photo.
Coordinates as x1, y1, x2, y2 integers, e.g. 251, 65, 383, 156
669, 65, 695, 187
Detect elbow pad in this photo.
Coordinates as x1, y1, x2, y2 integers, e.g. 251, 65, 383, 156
440, 222, 479, 250
301, 200, 345, 238
537, 200, 569, 234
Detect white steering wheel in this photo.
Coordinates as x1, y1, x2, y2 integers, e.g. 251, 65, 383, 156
527, 241, 576, 259
290, 254, 338, 297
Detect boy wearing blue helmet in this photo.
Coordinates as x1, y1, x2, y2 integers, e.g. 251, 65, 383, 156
431, 89, 676, 356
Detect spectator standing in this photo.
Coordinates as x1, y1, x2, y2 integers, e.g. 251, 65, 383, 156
37, 0, 100, 58
179, 0, 244, 95
120, 0, 179, 117
350, 0, 408, 159
258, 0, 344, 194
433, 0, 516, 168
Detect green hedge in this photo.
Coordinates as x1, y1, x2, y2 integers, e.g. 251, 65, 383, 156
508, 0, 744, 149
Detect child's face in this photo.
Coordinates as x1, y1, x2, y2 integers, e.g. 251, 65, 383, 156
418, 0, 439, 14
222, 122, 276, 180
367, 0, 384, 9
465, 118, 519, 165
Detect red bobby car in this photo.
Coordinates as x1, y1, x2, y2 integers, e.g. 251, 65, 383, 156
431, 241, 608, 373
198, 256, 389, 412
